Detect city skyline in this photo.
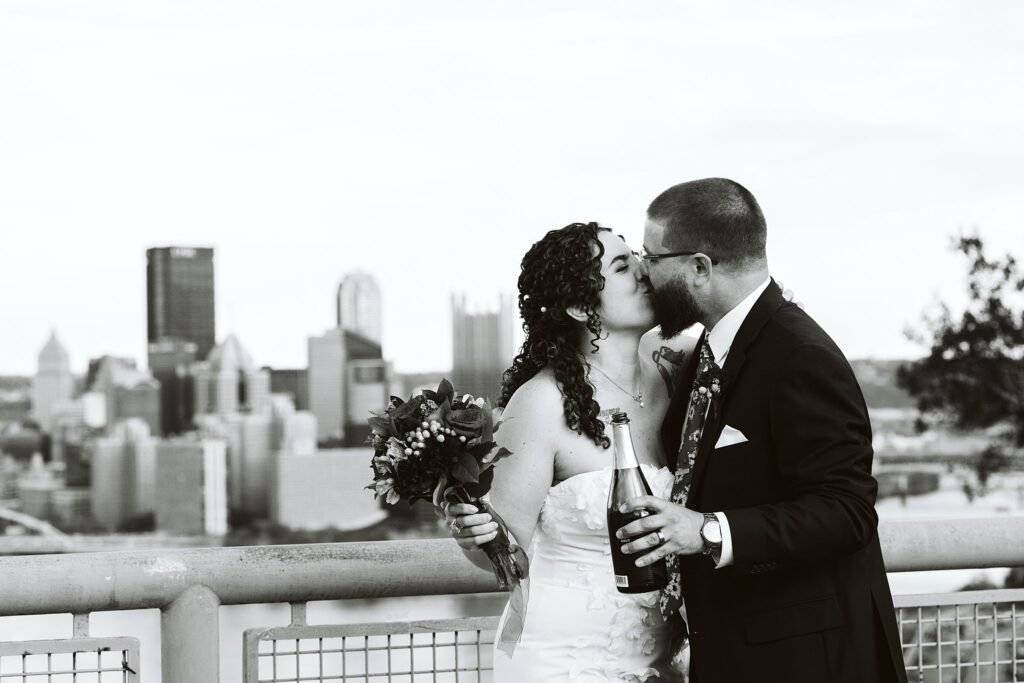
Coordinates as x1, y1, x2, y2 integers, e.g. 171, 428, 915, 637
0, 233, 1016, 379
3, 1, 1024, 377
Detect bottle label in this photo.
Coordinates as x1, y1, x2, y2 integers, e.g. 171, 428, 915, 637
615, 575, 629, 588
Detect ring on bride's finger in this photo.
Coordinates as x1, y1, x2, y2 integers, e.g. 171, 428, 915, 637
655, 530, 667, 546
450, 519, 464, 534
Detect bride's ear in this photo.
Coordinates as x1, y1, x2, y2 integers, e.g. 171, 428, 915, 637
565, 305, 590, 323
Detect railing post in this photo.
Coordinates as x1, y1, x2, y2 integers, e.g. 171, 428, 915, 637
162, 585, 220, 682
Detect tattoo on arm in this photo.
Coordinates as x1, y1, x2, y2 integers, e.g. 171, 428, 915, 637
652, 346, 688, 394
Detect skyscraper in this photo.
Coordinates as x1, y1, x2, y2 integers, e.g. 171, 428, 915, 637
451, 294, 515, 401
146, 247, 216, 361
307, 328, 389, 445
271, 447, 387, 532
89, 419, 157, 531
190, 335, 272, 517
307, 328, 346, 444
32, 331, 75, 432
267, 368, 309, 411
192, 334, 271, 418
336, 272, 383, 343
88, 356, 161, 435
148, 339, 197, 436
154, 437, 228, 536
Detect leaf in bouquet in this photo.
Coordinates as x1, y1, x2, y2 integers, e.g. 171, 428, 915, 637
432, 475, 449, 509
463, 466, 494, 499
426, 398, 451, 424
435, 378, 455, 403
483, 446, 513, 466
374, 478, 398, 503
391, 394, 426, 433
389, 396, 405, 409
442, 485, 468, 504
468, 441, 495, 459
368, 414, 394, 437
479, 422, 494, 445
386, 437, 408, 462
451, 452, 481, 484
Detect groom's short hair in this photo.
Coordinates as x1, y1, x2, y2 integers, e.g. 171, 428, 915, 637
647, 178, 767, 267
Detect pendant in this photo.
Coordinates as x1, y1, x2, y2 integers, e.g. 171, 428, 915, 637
634, 392, 645, 408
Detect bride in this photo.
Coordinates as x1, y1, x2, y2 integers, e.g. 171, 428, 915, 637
444, 222, 696, 682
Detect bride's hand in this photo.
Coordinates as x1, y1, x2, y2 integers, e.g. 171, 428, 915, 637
442, 502, 499, 550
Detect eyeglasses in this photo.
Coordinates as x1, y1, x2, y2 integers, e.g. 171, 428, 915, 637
635, 247, 719, 266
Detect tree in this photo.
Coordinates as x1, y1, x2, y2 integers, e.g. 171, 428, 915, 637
898, 235, 1024, 447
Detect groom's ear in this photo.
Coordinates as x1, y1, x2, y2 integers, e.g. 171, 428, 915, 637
565, 305, 590, 323
693, 255, 714, 283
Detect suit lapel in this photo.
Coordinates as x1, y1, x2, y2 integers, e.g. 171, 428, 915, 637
686, 281, 787, 505
661, 330, 705, 471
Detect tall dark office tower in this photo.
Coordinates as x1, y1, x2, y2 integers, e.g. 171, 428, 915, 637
146, 247, 216, 361
148, 340, 197, 436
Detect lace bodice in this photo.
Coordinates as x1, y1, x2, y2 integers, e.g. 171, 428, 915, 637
539, 464, 674, 550
497, 464, 676, 682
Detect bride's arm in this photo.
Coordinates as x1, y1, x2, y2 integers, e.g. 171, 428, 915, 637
445, 378, 560, 571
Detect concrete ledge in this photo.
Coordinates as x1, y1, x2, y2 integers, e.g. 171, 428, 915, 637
0, 517, 1022, 617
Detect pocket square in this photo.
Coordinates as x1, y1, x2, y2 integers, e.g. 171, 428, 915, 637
715, 425, 748, 449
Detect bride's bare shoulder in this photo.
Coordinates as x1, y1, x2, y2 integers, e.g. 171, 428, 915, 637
499, 370, 568, 434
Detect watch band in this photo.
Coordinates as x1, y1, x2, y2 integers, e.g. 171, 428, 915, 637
700, 512, 723, 557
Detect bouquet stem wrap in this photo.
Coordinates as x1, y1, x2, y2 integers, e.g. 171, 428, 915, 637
466, 497, 530, 655
365, 380, 528, 654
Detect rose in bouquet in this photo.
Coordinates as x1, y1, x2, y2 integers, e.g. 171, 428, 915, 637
366, 379, 529, 600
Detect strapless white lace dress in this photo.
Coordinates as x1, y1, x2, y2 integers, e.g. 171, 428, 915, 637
493, 465, 680, 682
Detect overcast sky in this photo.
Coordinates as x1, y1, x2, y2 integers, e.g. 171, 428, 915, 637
2, 0, 1022, 376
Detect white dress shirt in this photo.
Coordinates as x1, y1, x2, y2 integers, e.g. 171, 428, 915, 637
704, 277, 771, 568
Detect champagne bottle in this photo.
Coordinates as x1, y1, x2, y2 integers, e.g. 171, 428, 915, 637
606, 411, 668, 593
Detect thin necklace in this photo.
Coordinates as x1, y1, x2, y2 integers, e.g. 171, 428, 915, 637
590, 363, 645, 408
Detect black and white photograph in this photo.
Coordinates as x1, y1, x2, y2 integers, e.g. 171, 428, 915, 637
1, 1, 1023, 681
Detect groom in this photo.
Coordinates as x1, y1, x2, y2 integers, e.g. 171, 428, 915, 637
619, 179, 907, 682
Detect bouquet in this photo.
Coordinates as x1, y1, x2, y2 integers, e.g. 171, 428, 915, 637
366, 380, 530, 651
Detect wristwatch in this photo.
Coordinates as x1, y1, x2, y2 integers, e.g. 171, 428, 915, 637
700, 513, 723, 559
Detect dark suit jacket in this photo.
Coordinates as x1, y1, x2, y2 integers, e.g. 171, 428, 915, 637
661, 281, 907, 683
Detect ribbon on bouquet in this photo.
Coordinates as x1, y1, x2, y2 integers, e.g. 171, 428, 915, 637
474, 499, 531, 655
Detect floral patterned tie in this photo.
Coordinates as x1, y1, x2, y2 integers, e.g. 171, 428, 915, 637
660, 337, 722, 622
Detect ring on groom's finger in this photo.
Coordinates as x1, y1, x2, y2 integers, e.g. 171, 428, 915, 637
655, 530, 667, 546
450, 520, 464, 534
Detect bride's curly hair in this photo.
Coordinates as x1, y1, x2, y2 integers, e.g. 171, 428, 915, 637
498, 222, 611, 448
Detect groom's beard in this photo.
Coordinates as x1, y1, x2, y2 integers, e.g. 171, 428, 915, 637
652, 280, 703, 339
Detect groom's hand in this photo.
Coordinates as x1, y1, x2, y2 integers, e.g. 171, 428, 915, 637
615, 496, 705, 566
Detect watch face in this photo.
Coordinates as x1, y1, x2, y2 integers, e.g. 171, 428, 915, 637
703, 519, 722, 544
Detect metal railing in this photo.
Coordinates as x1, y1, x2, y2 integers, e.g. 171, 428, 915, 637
0, 517, 1022, 682
894, 590, 1024, 683
244, 608, 496, 683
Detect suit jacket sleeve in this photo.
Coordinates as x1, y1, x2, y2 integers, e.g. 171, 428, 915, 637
724, 343, 879, 573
